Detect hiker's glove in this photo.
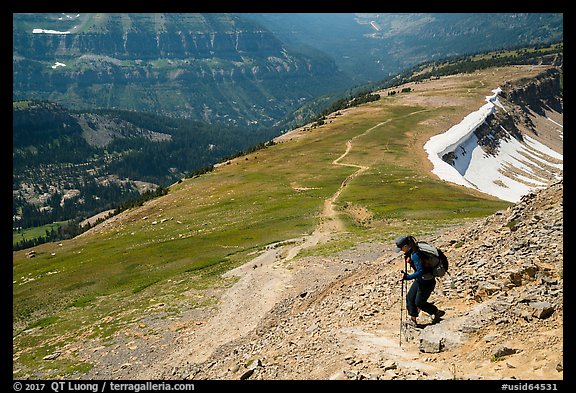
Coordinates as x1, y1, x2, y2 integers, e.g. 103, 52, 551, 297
400, 270, 408, 280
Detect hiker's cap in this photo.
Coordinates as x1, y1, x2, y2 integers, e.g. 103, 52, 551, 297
394, 236, 410, 252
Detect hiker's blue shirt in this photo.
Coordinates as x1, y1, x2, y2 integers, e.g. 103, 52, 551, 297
404, 251, 434, 282
404, 251, 423, 280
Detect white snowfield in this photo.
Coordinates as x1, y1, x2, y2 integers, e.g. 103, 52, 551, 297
33, 14, 80, 34
424, 88, 563, 203
32, 29, 71, 34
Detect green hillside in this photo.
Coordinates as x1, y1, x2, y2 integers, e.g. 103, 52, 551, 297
12, 64, 551, 378
12, 100, 279, 248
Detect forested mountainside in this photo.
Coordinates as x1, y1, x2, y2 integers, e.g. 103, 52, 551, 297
12, 100, 277, 248
13, 14, 562, 129
245, 13, 563, 84
13, 13, 352, 127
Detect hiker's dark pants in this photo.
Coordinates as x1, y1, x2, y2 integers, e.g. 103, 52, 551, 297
406, 278, 438, 317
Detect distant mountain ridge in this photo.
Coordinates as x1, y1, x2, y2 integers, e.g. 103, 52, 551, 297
13, 13, 562, 128
13, 13, 353, 127
245, 13, 563, 83
14, 14, 285, 60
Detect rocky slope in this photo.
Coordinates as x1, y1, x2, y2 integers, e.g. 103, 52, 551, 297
476, 68, 562, 152
163, 179, 563, 380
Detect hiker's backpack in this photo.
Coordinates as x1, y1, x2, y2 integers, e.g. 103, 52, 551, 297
416, 241, 449, 278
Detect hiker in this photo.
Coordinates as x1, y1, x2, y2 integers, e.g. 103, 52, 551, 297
395, 235, 445, 326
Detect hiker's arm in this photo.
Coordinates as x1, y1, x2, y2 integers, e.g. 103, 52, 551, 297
404, 252, 424, 280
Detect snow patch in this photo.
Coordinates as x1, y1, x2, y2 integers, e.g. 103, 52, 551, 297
424, 88, 502, 189
32, 28, 70, 34
424, 88, 562, 203
546, 117, 563, 140
546, 117, 563, 128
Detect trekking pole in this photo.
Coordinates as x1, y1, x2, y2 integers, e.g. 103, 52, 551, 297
399, 273, 404, 347
399, 254, 407, 347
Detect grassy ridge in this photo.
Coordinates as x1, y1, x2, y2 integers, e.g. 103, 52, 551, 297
333, 104, 503, 221
14, 65, 548, 378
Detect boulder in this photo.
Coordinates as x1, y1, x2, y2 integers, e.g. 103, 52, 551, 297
530, 301, 555, 319
418, 325, 463, 353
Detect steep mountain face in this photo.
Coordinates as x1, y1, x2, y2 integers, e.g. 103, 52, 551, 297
501, 68, 563, 115
12, 13, 353, 127
476, 68, 563, 156
14, 14, 282, 59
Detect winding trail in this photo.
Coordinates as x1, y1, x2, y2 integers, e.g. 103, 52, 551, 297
322, 109, 430, 229
323, 120, 388, 224
134, 109, 429, 379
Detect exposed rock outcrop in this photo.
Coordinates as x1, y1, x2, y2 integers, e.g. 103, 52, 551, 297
475, 68, 563, 155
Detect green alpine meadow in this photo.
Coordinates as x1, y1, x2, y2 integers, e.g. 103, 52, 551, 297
12, 12, 562, 379
13, 63, 552, 378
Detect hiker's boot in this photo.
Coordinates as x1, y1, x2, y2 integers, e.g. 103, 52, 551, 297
406, 316, 418, 328
431, 310, 445, 323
